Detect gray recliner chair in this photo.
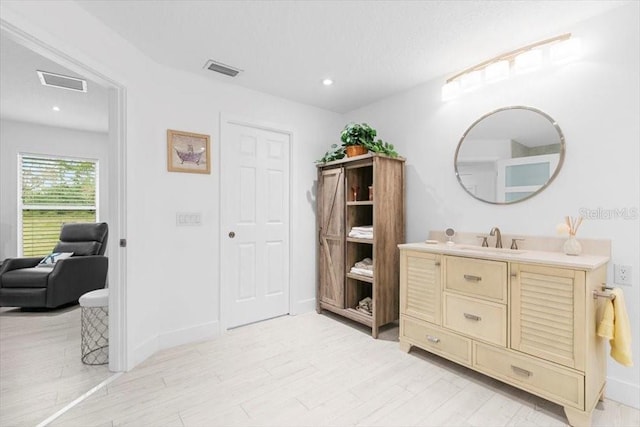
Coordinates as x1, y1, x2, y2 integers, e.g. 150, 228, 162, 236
0, 222, 108, 308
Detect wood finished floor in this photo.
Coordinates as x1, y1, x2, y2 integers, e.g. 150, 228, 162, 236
2, 310, 631, 427
1, 309, 638, 427
0, 305, 111, 427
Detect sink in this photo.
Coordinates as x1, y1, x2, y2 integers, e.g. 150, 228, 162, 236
453, 245, 527, 255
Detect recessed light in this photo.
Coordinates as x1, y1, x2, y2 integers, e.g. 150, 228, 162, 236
322, 78, 333, 86
52, 106, 60, 112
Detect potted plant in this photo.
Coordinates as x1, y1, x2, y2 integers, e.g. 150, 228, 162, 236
341, 123, 376, 157
316, 123, 399, 164
340, 122, 398, 158
315, 144, 345, 164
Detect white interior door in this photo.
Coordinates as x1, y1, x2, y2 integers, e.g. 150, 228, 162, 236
221, 119, 290, 329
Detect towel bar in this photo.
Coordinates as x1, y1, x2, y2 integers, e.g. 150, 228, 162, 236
592, 284, 615, 300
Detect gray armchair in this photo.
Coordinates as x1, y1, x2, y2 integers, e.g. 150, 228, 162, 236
0, 222, 108, 308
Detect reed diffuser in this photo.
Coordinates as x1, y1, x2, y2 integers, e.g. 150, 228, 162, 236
557, 215, 583, 255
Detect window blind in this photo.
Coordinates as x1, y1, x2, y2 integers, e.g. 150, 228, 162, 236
20, 155, 97, 257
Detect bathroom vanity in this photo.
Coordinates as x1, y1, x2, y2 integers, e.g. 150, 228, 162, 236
398, 237, 610, 427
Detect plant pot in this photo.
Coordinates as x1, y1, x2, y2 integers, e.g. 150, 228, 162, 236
345, 145, 368, 157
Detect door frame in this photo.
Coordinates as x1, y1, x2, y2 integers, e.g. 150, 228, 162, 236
219, 113, 293, 332
0, 20, 128, 371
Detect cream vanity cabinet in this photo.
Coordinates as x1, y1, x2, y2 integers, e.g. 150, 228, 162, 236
399, 245, 608, 427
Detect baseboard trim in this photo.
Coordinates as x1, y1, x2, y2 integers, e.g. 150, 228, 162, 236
131, 334, 158, 369
606, 376, 640, 409
158, 320, 220, 350
291, 298, 316, 315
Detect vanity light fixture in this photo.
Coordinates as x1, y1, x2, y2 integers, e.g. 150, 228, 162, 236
441, 33, 580, 101
52, 106, 60, 112
460, 70, 483, 92
550, 37, 582, 63
322, 78, 334, 86
484, 60, 510, 83
441, 80, 461, 101
514, 49, 543, 74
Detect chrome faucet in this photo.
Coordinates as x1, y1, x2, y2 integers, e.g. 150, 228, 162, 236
490, 227, 502, 248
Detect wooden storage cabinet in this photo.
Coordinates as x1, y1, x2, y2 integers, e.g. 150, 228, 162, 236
317, 154, 405, 338
399, 247, 608, 427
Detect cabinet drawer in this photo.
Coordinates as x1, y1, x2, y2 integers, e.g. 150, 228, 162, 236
401, 315, 471, 365
445, 256, 507, 302
474, 342, 584, 410
443, 293, 506, 347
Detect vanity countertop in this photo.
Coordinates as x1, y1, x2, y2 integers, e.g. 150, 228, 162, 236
398, 242, 609, 270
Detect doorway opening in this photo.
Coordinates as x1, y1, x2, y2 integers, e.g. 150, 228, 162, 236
0, 22, 127, 372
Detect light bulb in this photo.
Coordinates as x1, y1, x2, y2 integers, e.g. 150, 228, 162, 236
460, 70, 483, 92
550, 37, 582, 63
441, 80, 460, 101
514, 49, 543, 73
485, 60, 510, 83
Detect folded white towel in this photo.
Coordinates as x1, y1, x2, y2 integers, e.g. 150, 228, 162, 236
350, 267, 373, 277
356, 297, 373, 315
348, 231, 374, 239
351, 225, 373, 232
354, 257, 373, 270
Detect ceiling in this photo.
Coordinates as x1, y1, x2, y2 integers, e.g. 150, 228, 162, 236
76, 0, 628, 113
0, 34, 109, 133
0, 1, 629, 133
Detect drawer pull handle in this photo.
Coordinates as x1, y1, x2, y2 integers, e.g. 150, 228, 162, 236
426, 335, 440, 343
464, 274, 482, 282
435, 261, 441, 266
463, 313, 481, 321
511, 365, 532, 377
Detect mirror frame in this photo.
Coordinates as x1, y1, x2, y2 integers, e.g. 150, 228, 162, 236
454, 105, 566, 205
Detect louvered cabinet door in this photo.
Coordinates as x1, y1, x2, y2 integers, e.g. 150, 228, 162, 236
511, 264, 586, 371
400, 251, 441, 325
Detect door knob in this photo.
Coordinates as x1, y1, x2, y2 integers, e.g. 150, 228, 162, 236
228, 231, 236, 238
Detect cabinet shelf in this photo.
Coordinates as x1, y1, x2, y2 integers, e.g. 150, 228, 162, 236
346, 237, 374, 244
346, 272, 374, 283
347, 201, 374, 206
344, 308, 374, 325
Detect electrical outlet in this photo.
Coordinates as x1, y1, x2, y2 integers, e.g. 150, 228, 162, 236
614, 264, 632, 286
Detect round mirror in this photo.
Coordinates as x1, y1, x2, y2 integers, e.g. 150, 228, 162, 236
454, 106, 565, 204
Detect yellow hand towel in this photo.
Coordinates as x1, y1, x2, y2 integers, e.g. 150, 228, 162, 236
597, 288, 633, 367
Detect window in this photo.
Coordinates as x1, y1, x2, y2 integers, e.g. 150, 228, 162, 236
19, 155, 98, 256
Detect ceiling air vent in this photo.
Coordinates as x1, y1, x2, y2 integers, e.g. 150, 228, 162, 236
203, 60, 242, 77
37, 70, 87, 92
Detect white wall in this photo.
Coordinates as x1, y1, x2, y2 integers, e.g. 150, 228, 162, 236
3, 0, 638, 410
0, 1, 343, 368
0, 119, 109, 258
346, 3, 640, 408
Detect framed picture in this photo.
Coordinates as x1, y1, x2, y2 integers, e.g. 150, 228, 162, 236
167, 129, 211, 174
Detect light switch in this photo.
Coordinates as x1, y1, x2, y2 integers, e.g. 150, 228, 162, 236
176, 212, 202, 226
